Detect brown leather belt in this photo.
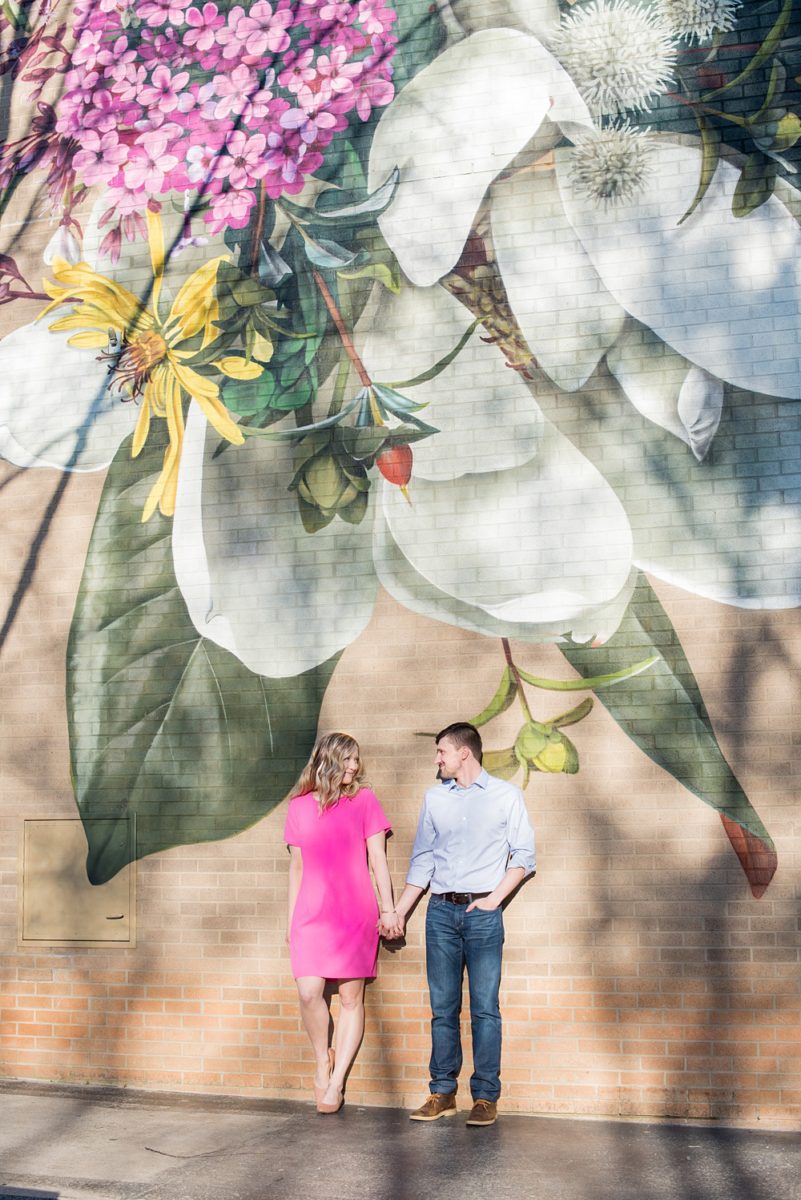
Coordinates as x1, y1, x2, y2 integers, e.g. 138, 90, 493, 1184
436, 891, 490, 905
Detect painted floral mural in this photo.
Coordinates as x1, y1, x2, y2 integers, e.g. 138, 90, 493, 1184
1, 0, 799, 892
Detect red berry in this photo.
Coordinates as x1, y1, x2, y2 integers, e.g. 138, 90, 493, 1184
376, 443, 413, 487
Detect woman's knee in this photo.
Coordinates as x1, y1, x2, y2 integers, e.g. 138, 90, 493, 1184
297, 982, 324, 1007
337, 982, 365, 1011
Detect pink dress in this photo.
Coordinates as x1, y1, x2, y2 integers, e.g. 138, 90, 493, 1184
284, 788, 391, 980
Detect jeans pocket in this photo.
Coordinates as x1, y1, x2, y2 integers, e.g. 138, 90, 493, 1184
467, 905, 501, 919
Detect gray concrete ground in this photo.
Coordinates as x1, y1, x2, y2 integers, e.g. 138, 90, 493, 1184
1, 1081, 799, 1200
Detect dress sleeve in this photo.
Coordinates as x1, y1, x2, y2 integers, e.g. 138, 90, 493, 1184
283, 797, 301, 847
362, 789, 392, 839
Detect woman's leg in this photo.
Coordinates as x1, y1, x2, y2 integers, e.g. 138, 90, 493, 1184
296, 975, 331, 1087
323, 977, 366, 1102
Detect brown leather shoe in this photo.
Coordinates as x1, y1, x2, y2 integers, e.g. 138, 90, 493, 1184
409, 1092, 457, 1121
466, 1099, 497, 1126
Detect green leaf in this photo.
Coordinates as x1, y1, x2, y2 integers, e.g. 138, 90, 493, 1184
559, 736, 579, 775
275, 337, 310, 361
67, 426, 338, 884
340, 427, 385, 458
549, 696, 594, 728
222, 371, 276, 416
732, 152, 778, 217
299, 230, 365, 271
468, 666, 518, 727
299, 498, 335, 533
701, 0, 793, 100
482, 746, 520, 781
371, 382, 429, 414
281, 168, 400, 228
280, 346, 314, 387
516, 656, 658, 691
389, 0, 447, 91
258, 241, 292, 287
766, 111, 801, 152
295, 256, 327, 332
749, 59, 786, 123
272, 371, 316, 412
338, 257, 402, 293
3, 0, 32, 34
678, 114, 721, 225
382, 319, 481, 388
241, 395, 360, 441
338, 487, 370, 525
560, 573, 776, 892
231, 275, 274, 307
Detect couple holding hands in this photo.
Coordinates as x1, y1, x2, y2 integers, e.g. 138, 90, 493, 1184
284, 722, 536, 1126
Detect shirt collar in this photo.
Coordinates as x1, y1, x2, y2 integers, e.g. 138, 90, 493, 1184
446, 768, 490, 792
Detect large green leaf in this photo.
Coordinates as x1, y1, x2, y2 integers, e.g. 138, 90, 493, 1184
560, 574, 776, 896
389, 0, 447, 91
68, 426, 338, 884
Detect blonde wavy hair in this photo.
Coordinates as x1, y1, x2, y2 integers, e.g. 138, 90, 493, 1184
292, 732, 365, 812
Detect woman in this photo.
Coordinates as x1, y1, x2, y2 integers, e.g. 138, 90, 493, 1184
284, 732, 401, 1113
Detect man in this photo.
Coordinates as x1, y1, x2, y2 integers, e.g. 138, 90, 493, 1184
384, 721, 536, 1127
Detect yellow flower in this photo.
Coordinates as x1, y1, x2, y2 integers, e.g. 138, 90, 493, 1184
40, 209, 258, 521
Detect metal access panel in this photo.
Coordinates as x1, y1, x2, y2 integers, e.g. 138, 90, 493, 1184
19, 818, 136, 947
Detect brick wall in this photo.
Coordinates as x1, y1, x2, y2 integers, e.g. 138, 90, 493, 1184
2, 0, 801, 1128
2, 461, 800, 1123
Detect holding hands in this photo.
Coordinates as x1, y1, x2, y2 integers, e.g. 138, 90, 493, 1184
378, 909, 404, 939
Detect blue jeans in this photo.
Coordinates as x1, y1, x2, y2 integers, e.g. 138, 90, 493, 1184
425, 894, 505, 1102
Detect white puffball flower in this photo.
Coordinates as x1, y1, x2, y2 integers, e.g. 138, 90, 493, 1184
570, 121, 656, 207
550, 0, 677, 117
659, 0, 741, 43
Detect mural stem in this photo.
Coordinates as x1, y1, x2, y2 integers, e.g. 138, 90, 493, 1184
501, 638, 534, 723
312, 270, 372, 387
250, 182, 267, 279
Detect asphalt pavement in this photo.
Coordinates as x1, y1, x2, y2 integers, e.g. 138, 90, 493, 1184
1, 1081, 800, 1200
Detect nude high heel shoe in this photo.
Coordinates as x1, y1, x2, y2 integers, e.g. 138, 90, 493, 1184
314, 1048, 336, 1110
316, 1086, 344, 1115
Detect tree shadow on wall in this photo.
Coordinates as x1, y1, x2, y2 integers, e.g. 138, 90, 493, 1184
555, 798, 801, 1200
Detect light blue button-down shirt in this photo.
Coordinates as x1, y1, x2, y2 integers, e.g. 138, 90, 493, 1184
406, 769, 536, 893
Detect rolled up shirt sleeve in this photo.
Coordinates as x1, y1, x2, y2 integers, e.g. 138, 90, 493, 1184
506, 789, 536, 877
405, 798, 436, 888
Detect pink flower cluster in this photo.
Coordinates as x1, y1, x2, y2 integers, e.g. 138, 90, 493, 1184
54, 0, 396, 249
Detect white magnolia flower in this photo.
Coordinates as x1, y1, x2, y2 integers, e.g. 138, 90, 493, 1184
6, 244, 801, 691
0, 232, 641, 676
0, 321, 129, 470
172, 283, 638, 676
368, 10, 801, 445
3, 241, 801, 681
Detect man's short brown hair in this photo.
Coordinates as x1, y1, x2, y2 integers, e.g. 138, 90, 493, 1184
435, 722, 483, 764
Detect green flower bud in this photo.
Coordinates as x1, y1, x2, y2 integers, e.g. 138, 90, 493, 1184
515, 722, 579, 775
291, 439, 370, 529
514, 722, 548, 765
296, 451, 359, 513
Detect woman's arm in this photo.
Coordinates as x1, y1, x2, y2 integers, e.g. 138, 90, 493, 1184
366, 832, 402, 937
286, 845, 303, 944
